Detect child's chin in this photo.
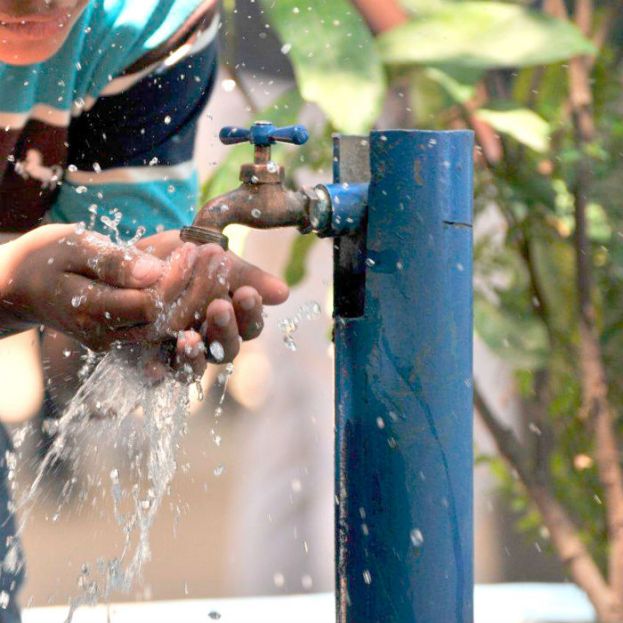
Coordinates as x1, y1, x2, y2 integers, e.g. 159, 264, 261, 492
0, 39, 66, 66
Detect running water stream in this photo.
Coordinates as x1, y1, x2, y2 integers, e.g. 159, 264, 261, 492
14, 348, 189, 619
11, 346, 234, 621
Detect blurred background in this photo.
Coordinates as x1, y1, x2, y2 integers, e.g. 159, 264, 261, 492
2, 0, 621, 610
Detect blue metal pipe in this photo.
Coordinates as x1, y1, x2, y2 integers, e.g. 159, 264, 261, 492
334, 130, 474, 623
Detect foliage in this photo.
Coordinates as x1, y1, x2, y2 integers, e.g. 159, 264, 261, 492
209, 0, 623, 611
262, 0, 386, 133
378, 2, 595, 68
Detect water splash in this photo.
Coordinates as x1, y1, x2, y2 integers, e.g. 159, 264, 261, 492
278, 301, 322, 352
210, 364, 233, 450
98, 210, 145, 247
16, 346, 193, 621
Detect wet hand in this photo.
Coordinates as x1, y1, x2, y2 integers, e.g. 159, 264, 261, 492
0, 224, 164, 349
142, 240, 288, 377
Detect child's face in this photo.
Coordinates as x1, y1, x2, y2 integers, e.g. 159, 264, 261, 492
0, 0, 90, 65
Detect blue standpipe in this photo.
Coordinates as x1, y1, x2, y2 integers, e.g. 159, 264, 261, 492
333, 130, 475, 623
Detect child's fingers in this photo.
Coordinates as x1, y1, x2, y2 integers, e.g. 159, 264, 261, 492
175, 330, 207, 379
226, 252, 289, 306
136, 230, 184, 259
202, 299, 241, 364
66, 231, 164, 288
231, 286, 264, 342
153, 242, 198, 305
164, 244, 230, 332
56, 273, 156, 329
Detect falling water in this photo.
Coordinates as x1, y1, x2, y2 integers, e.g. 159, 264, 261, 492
15, 345, 199, 621
278, 301, 322, 351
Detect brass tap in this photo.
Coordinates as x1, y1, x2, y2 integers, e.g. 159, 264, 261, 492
180, 122, 319, 250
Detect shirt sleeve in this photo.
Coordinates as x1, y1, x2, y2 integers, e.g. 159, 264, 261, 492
50, 4, 219, 239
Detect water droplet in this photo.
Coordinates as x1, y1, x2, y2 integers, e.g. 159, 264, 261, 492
63, 349, 72, 358
0, 590, 10, 609
71, 295, 83, 308
210, 341, 225, 362
221, 79, 236, 92
149, 157, 159, 166
164, 115, 172, 125
251, 208, 262, 219
283, 336, 297, 352
75, 185, 88, 194
362, 570, 372, 585
213, 465, 225, 477
365, 257, 376, 267
281, 43, 292, 54
266, 161, 278, 173
410, 528, 424, 547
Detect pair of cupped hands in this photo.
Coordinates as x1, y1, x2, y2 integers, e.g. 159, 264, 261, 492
4, 223, 289, 380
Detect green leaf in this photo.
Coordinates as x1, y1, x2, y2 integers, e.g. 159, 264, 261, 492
284, 234, 318, 287
201, 90, 304, 204
378, 2, 596, 70
261, 0, 387, 133
474, 295, 548, 367
424, 66, 482, 103
476, 104, 550, 153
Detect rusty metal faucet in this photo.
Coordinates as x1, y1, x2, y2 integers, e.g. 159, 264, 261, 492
180, 121, 317, 250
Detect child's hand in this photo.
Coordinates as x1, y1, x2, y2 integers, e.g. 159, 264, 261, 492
138, 240, 289, 378
0, 224, 164, 349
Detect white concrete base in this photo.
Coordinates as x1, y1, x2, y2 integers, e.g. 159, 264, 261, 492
22, 584, 596, 623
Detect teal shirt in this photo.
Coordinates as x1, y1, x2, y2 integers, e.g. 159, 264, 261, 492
0, 0, 219, 237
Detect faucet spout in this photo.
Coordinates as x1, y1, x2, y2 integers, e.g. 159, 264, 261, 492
180, 183, 311, 249
180, 121, 314, 249
196, 183, 310, 232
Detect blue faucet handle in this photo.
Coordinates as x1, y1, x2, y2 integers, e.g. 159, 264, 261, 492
219, 126, 251, 145
269, 125, 309, 145
219, 122, 309, 148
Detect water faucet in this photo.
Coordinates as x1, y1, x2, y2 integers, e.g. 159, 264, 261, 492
180, 121, 320, 250
180, 121, 368, 251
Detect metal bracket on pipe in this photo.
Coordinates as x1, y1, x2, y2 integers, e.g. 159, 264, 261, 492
308, 183, 368, 238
